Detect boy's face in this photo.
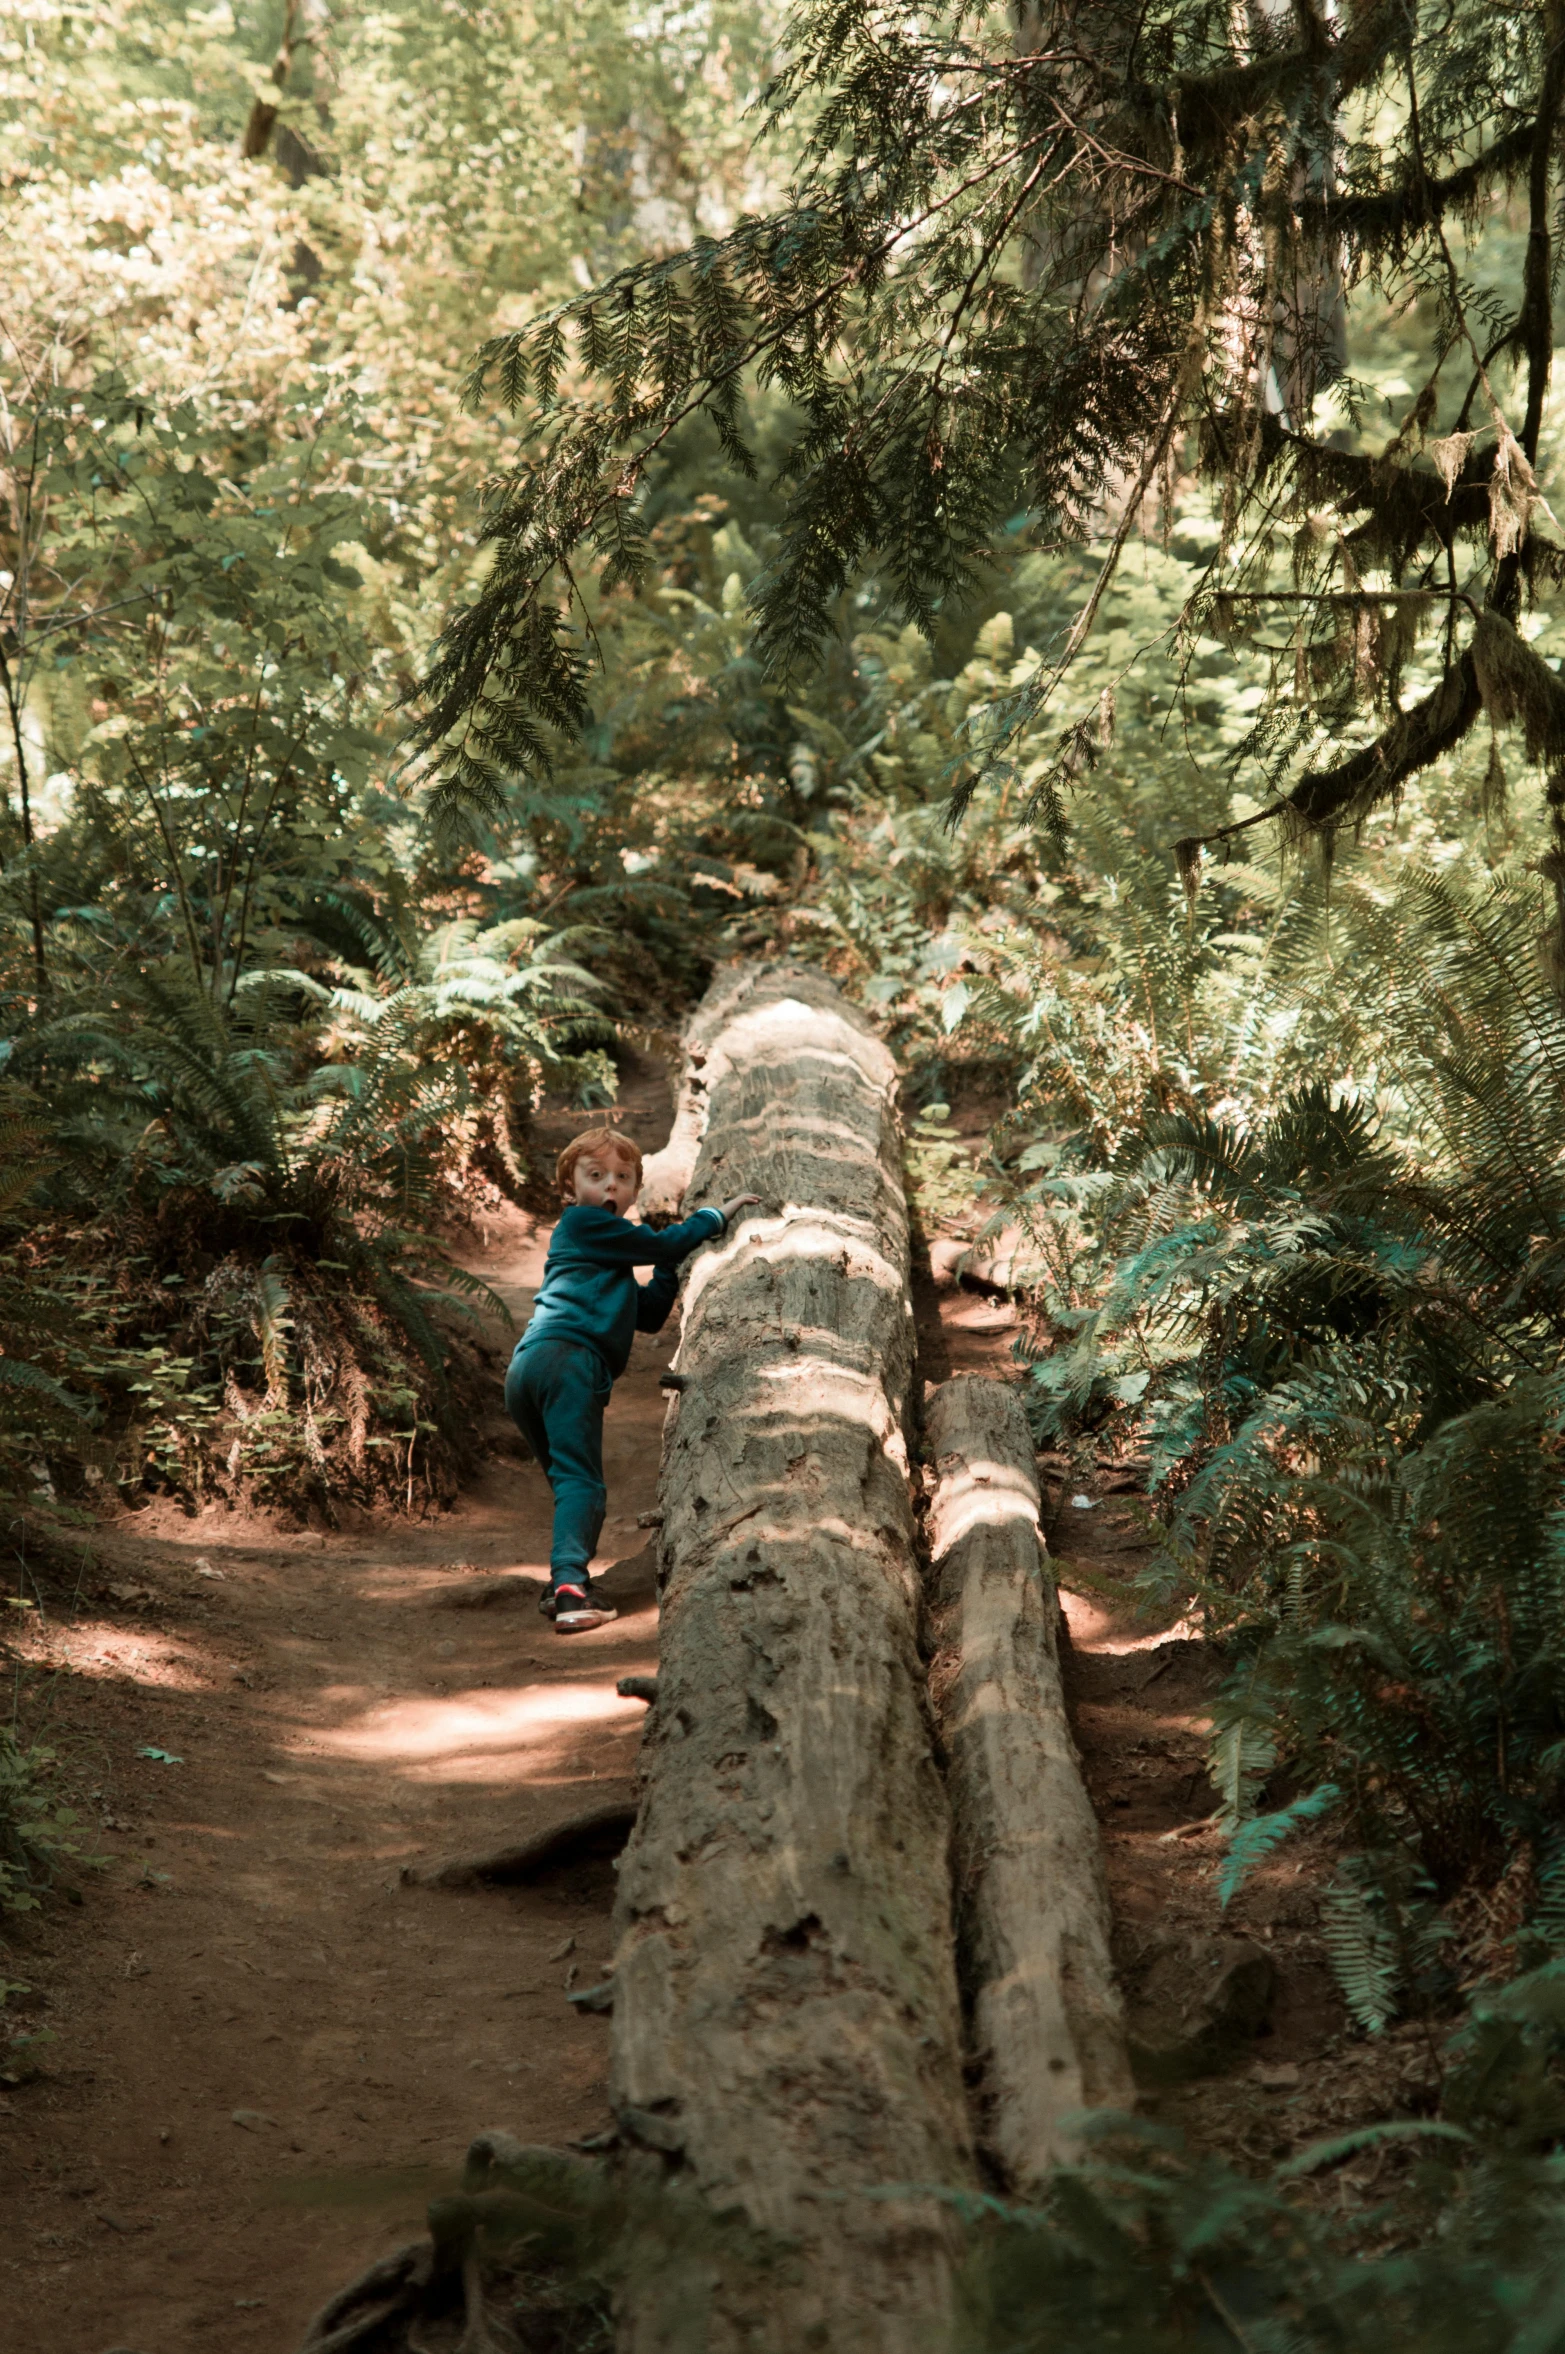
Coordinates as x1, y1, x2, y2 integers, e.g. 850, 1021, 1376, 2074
568, 1148, 639, 1216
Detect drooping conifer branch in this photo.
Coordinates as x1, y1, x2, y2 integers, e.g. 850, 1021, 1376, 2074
410, 0, 1565, 882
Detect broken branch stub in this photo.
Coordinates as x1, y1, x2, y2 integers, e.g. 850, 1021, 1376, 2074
926, 1375, 1132, 2189
612, 966, 973, 2353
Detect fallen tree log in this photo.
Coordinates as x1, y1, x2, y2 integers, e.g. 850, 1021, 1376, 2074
611, 964, 974, 2353
926, 1375, 1132, 2189
295, 969, 1138, 2352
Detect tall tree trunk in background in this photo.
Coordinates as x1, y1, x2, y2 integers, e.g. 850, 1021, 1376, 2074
610, 965, 974, 2354
927, 1377, 1130, 2190
1253, 0, 1346, 425
240, 0, 301, 159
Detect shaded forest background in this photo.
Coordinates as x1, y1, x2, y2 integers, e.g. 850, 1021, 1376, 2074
10, 0, 1565, 2342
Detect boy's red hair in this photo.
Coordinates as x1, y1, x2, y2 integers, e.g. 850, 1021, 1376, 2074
556, 1125, 643, 1194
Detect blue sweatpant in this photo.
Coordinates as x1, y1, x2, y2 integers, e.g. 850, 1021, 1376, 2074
504, 1337, 611, 1592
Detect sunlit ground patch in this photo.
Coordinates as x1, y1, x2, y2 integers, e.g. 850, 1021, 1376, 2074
1058, 1588, 1200, 1656
21, 1620, 215, 1690
308, 1680, 644, 1784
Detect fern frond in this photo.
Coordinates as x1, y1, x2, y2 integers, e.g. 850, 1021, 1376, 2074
1208, 1711, 1279, 1833
0, 1357, 88, 1417
1219, 1784, 1340, 1910
1322, 1863, 1404, 2034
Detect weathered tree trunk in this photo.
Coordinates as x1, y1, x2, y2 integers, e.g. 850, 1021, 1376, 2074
611, 966, 974, 2353
637, 963, 760, 1221
926, 1376, 1131, 2190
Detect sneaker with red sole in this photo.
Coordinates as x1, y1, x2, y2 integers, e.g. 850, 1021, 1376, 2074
552, 1584, 618, 1633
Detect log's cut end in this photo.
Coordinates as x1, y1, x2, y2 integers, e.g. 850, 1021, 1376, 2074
926, 1375, 1133, 2191
610, 965, 972, 2354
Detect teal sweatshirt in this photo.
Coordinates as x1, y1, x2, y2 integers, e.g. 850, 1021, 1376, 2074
515, 1203, 727, 1378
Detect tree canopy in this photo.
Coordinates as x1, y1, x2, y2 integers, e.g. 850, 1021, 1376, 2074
418, 0, 1565, 907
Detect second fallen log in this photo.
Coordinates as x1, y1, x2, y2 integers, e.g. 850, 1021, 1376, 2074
926, 1374, 1132, 2189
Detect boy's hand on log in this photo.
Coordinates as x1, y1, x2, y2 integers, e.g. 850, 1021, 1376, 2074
718, 1193, 764, 1222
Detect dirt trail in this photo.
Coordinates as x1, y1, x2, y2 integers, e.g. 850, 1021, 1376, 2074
2, 1088, 680, 2354
4, 1107, 1362, 2354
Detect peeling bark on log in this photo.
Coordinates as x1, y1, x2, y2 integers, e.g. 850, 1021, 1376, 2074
926, 1376, 1131, 2189
611, 966, 974, 2354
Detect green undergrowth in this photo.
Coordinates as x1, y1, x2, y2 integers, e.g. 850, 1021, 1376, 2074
907, 891, 1565, 2051
950, 1964, 1565, 2354
789, 630, 1565, 2051
0, 923, 617, 1515
294, 1963, 1565, 2353
5, 1224, 500, 1518
0, 1704, 102, 2083
0, 1728, 98, 1927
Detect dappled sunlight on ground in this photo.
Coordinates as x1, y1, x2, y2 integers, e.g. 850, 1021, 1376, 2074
32, 1620, 216, 1690
1058, 1587, 1199, 1654
307, 1678, 644, 1784
2, 1064, 687, 2354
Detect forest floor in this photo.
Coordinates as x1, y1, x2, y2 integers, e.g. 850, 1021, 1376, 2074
2, 1071, 1416, 2354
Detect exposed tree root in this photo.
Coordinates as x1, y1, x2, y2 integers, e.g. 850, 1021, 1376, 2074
401, 1802, 637, 1890
297, 2242, 431, 2350
455, 2248, 517, 2353
593, 1539, 658, 1609
308, 2306, 413, 2354
293, 2134, 615, 2354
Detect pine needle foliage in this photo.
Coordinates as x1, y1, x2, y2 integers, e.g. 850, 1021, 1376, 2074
416, 0, 1565, 893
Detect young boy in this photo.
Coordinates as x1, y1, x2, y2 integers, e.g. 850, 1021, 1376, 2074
505, 1126, 758, 1632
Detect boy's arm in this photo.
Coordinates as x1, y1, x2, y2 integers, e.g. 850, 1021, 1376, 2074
557, 1203, 726, 1269
634, 1191, 765, 1331
635, 1265, 681, 1332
